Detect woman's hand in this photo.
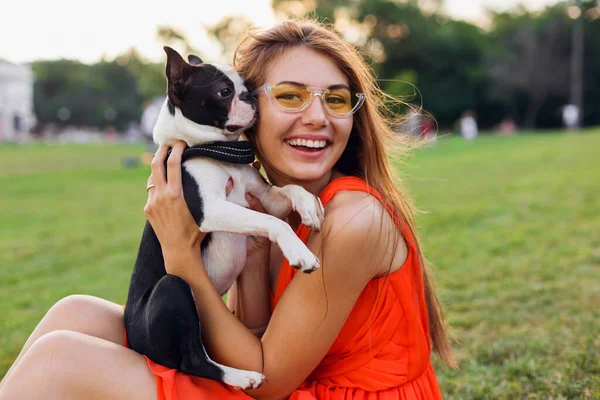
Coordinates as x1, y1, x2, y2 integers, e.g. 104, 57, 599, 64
144, 142, 205, 268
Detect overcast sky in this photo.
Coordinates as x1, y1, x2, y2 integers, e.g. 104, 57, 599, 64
1, 0, 560, 64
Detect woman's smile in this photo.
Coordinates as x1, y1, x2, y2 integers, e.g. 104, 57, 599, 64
283, 135, 332, 159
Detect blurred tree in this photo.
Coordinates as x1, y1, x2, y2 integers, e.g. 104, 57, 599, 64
487, 1, 600, 128
206, 16, 254, 61
580, 0, 600, 126
32, 59, 141, 130
31, 25, 203, 132
156, 26, 201, 56
272, 0, 443, 21
116, 48, 166, 102
488, 8, 571, 128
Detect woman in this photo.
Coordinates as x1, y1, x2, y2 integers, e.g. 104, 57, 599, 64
0, 19, 454, 400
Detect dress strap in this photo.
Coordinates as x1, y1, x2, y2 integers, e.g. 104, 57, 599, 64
318, 176, 378, 207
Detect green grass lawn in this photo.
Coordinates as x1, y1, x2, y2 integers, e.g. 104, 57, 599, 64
1, 130, 599, 399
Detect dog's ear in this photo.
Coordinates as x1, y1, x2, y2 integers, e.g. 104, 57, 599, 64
188, 54, 203, 66
164, 46, 191, 106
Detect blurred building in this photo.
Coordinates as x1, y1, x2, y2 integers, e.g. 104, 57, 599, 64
0, 60, 36, 141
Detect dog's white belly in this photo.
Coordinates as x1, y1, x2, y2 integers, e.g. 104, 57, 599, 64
202, 232, 246, 295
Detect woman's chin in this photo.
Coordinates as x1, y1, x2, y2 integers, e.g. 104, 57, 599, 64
286, 164, 331, 182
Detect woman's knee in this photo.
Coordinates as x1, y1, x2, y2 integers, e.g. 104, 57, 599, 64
50, 294, 102, 316
15, 330, 155, 400
44, 295, 124, 344
0, 331, 78, 399
12, 330, 83, 386
30, 330, 78, 362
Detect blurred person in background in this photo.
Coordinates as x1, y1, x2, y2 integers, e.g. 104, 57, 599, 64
405, 103, 422, 137
0, 19, 455, 400
562, 104, 580, 131
421, 114, 436, 145
460, 110, 478, 140
496, 116, 518, 135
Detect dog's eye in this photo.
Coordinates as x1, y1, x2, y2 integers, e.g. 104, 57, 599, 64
217, 88, 233, 98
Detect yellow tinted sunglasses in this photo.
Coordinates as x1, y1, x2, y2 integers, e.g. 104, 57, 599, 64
253, 82, 365, 117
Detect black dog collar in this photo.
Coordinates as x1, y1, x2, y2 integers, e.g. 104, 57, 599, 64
173, 141, 255, 165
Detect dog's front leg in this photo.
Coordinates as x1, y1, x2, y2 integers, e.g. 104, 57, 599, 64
201, 199, 319, 272
243, 168, 325, 231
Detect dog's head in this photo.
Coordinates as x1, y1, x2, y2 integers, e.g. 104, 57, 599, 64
155, 46, 256, 145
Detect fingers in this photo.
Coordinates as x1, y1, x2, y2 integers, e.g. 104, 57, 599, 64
146, 175, 155, 191
150, 145, 169, 190
166, 142, 186, 192
245, 193, 267, 214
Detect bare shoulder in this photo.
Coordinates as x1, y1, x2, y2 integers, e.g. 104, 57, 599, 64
307, 190, 408, 278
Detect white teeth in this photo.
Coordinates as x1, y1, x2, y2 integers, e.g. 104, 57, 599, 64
286, 139, 328, 149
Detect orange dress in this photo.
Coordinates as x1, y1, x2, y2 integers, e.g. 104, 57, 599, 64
135, 176, 442, 400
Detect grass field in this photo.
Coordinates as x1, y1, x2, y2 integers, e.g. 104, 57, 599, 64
1, 130, 599, 399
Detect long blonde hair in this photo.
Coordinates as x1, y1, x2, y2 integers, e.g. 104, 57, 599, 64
233, 19, 456, 367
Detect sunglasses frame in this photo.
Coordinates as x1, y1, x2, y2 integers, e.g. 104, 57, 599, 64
253, 83, 366, 117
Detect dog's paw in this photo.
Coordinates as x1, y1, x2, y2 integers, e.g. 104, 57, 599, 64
222, 368, 265, 390
284, 185, 325, 231
279, 235, 320, 273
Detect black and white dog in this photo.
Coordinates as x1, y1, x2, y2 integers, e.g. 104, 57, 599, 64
124, 47, 324, 389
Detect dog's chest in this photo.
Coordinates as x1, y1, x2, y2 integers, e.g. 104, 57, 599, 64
182, 158, 248, 207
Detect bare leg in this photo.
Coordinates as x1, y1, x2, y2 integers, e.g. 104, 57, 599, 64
0, 295, 125, 389
0, 330, 156, 400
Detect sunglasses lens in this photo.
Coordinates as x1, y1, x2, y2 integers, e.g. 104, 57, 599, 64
270, 83, 312, 110
323, 88, 355, 116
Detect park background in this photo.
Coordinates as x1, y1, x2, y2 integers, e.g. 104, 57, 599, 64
1, 0, 599, 398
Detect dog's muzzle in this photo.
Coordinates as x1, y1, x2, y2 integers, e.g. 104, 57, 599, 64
225, 94, 257, 133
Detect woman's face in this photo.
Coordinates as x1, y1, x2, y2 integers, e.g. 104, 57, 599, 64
254, 46, 354, 186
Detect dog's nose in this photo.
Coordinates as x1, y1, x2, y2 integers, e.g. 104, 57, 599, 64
239, 91, 252, 103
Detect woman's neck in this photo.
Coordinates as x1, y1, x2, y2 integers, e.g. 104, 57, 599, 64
269, 170, 339, 197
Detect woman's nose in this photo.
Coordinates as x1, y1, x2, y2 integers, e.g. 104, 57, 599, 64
301, 95, 329, 128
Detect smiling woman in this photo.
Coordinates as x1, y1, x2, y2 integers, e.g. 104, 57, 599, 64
0, 18, 454, 400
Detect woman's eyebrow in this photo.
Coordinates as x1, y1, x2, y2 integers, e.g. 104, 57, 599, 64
277, 80, 306, 86
276, 80, 351, 90
328, 84, 351, 90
